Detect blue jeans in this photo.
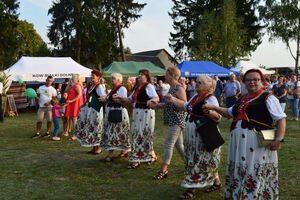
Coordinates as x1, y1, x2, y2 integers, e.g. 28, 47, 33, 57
289, 99, 299, 117
52, 117, 60, 137
216, 95, 221, 106
226, 96, 237, 108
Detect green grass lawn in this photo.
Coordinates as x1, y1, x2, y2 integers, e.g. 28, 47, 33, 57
0, 109, 299, 200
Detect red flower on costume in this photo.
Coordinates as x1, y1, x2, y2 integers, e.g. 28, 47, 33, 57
191, 173, 199, 180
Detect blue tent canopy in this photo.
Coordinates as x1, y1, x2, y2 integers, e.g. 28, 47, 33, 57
177, 61, 235, 78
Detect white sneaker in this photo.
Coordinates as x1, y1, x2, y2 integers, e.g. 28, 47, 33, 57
52, 137, 61, 141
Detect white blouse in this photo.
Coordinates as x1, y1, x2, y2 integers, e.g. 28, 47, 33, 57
129, 84, 158, 108
106, 86, 127, 99
96, 85, 106, 97
129, 84, 158, 101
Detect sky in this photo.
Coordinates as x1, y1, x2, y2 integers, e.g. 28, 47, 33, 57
18, 0, 297, 68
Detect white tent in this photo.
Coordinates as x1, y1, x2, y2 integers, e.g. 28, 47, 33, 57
231, 61, 275, 75
4, 56, 92, 82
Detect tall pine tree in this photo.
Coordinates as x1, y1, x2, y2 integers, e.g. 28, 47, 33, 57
191, 0, 246, 68
101, 0, 146, 61
169, 0, 262, 62
48, 0, 118, 68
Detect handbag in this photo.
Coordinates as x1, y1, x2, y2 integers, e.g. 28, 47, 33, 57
253, 128, 276, 147
196, 119, 225, 152
245, 113, 276, 147
108, 109, 122, 123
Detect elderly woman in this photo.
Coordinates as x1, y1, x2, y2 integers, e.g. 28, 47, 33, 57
74, 70, 106, 154
150, 67, 187, 180
100, 73, 131, 162
64, 74, 83, 140
113, 69, 159, 169
203, 69, 286, 200
166, 75, 222, 199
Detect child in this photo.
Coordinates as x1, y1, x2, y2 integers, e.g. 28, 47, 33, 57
50, 98, 66, 141
59, 92, 69, 136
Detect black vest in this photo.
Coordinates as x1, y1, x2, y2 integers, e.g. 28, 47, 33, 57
230, 92, 273, 131
135, 83, 151, 109
88, 84, 104, 107
188, 94, 213, 122
89, 84, 100, 98
107, 85, 124, 108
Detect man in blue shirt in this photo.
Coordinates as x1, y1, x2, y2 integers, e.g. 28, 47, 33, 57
213, 75, 223, 105
224, 73, 241, 108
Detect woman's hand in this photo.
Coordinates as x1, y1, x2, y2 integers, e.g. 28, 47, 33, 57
267, 141, 282, 151
147, 99, 157, 108
66, 100, 72, 104
202, 103, 215, 113
112, 94, 121, 100
98, 96, 106, 102
164, 94, 173, 103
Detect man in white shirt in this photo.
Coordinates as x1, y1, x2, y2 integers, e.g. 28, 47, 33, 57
31, 76, 57, 138
0, 82, 3, 123
99, 78, 106, 94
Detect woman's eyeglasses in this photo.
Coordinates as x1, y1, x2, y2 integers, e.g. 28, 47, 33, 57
245, 78, 261, 83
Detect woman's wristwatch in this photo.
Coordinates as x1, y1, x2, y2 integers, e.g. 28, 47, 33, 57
275, 137, 284, 143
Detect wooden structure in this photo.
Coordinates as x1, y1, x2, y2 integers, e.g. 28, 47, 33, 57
3, 95, 18, 117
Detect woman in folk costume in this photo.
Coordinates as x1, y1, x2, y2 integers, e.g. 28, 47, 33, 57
113, 69, 159, 169
101, 73, 131, 162
167, 75, 223, 199
74, 70, 106, 154
203, 69, 286, 200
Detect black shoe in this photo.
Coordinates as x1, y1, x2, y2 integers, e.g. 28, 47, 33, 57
31, 134, 41, 139
42, 133, 51, 137
153, 170, 168, 180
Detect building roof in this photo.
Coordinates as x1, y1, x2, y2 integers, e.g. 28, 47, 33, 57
128, 48, 178, 69
125, 55, 165, 69
131, 49, 165, 57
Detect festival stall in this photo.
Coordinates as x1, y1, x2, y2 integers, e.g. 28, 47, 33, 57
177, 61, 236, 78
4, 56, 92, 82
102, 61, 166, 77
231, 61, 275, 74
6, 83, 27, 110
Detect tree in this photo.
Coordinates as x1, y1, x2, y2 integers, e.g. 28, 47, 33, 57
16, 20, 50, 57
259, 0, 299, 72
101, 0, 146, 61
0, 0, 19, 68
169, 0, 262, 61
191, 0, 247, 68
124, 46, 132, 54
48, 0, 118, 68
218, 0, 247, 67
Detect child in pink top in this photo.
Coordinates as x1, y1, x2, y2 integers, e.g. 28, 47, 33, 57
51, 98, 66, 141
